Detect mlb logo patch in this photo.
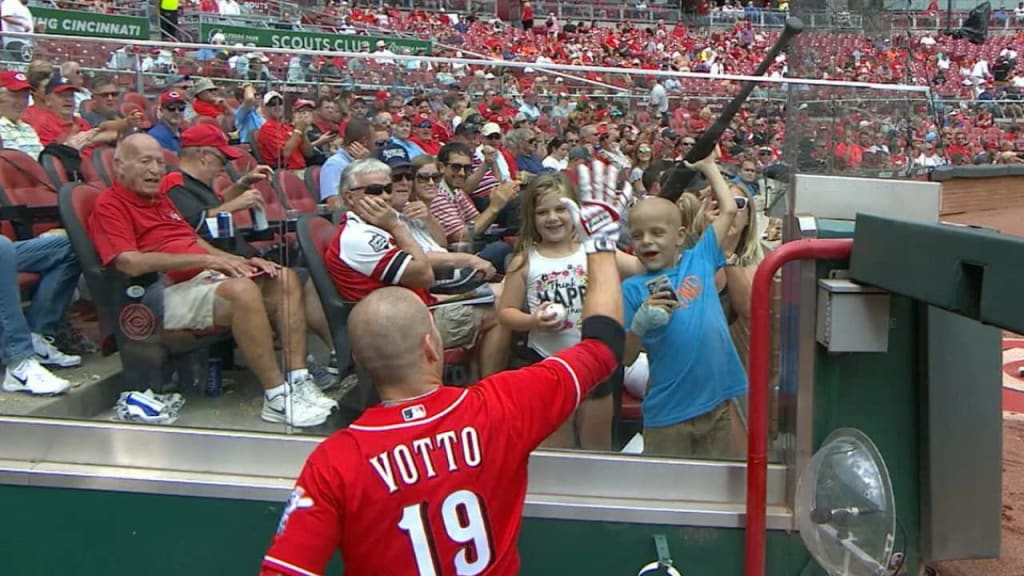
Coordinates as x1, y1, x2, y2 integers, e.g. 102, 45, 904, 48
402, 404, 427, 422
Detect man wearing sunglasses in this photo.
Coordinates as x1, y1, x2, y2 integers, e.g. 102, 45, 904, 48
82, 75, 145, 138
148, 90, 187, 153
257, 91, 312, 171
408, 113, 440, 156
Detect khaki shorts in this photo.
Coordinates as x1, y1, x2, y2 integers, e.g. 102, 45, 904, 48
163, 270, 229, 330
643, 400, 746, 459
433, 304, 484, 349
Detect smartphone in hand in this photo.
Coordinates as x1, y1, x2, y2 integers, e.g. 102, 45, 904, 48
645, 275, 679, 301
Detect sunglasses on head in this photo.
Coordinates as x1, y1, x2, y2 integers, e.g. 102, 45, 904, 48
357, 183, 392, 196
446, 162, 472, 173
164, 103, 186, 112
416, 172, 443, 183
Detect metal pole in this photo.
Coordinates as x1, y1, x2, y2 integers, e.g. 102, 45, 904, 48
744, 238, 854, 576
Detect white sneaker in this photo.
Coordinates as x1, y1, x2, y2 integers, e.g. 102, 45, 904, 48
261, 386, 330, 427
33, 333, 82, 368
294, 375, 338, 412
3, 357, 71, 396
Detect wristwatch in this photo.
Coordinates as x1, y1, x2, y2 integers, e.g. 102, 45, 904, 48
725, 253, 739, 266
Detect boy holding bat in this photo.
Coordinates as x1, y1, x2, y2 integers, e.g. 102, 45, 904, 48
622, 148, 747, 458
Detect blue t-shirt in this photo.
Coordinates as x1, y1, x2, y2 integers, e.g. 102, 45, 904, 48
622, 228, 747, 427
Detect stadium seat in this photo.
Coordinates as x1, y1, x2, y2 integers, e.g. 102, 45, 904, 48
40, 146, 105, 190
224, 146, 258, 181
620, 390, 642, 423
296, 215, 362, 417
91, 147, 116, 187
302, 165, 321, 205
58, 182, 230, 389
0, 149, 61, 238
271, 169, 317, 213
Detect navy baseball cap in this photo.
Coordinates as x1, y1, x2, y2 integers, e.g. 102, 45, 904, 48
375, 142, 412, 170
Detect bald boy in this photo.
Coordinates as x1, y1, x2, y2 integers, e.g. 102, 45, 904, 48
621, 150, 747, 458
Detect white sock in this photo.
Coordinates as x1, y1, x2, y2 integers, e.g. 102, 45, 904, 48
265, 383, 287, 400
287, 369, 309, 385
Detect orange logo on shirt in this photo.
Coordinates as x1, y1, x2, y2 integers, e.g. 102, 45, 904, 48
676, 275, 702, 308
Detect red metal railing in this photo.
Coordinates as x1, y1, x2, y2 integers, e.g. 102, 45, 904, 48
745, 238, 854, 576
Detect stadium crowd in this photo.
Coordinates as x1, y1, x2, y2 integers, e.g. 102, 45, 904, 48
0, 0, 1018, 449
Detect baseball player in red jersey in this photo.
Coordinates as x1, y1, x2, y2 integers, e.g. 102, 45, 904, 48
260, 161, 631, 576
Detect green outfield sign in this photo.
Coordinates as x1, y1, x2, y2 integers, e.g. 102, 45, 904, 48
34, 7, 150, 41
198, 23, 432, 54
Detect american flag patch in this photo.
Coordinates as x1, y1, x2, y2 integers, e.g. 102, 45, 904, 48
402, 404, 427, 422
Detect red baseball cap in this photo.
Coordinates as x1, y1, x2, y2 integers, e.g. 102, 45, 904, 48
293, 99, 315, 112
413, 114, 433, 128
159, 90, 186, 107
180, 124, 242, 160
0, 70, 30, 92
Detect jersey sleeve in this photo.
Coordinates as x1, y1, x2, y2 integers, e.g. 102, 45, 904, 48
337, 224, 412, 285
477, 338, 618, 451
262, 444, 344, 576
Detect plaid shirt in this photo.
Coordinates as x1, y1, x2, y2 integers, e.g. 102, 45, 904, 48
0, 116, 42, 158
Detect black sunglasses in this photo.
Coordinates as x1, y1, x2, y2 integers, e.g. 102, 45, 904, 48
681, 140, 696, 145
446, 163, 472, 173
164, 104, 186, 112
486, 134, 502, 140
266, 99, 283, 107
356, 183, 393, 196
392, 172, 414, 182
416, 172, 443, 183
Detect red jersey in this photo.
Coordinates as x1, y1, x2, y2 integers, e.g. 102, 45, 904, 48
324, 212, 434, 305
262, 339, 618, 576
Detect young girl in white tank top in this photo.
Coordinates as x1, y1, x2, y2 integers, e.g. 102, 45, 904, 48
498, 173, 646, 450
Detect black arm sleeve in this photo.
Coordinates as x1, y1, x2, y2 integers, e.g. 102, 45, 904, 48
580, 315, 625, 362
166, 186, 211, 235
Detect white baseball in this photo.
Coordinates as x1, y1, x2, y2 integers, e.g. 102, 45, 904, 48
542, 303, 568, 324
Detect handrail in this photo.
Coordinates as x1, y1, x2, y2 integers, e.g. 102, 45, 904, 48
745, 238, 854, 576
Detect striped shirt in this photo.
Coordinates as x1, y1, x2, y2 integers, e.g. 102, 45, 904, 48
429, 180, 479, 240
0, 116, 42, 158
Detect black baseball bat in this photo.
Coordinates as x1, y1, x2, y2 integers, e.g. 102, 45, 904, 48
659, 17, 804, 203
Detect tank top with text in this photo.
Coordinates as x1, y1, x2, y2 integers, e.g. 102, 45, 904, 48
525, 244, 588, 357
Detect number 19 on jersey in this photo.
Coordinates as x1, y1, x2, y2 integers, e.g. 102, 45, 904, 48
398, 489, 494, 575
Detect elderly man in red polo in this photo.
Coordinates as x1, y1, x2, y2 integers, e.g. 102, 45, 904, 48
87, 133, 335, 428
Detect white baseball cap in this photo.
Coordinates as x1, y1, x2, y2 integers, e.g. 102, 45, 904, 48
481, 122, 501, 137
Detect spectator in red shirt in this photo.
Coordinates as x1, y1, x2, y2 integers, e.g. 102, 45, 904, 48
408, 113, 441, 156
257, 91, 312, 170
189, 78, 228, 121
87, 134, 334, 428
21, 74, 117, 156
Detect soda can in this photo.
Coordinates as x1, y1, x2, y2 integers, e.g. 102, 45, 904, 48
205, 357, 223, 397
251, 206, 269, 231
216, 211, 233, 238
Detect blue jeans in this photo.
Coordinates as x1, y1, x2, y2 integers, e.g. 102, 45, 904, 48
0, 234, 81, 363
477, 241, 512, 275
